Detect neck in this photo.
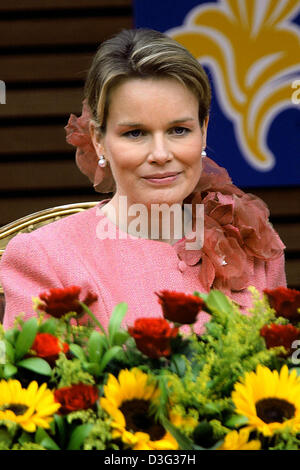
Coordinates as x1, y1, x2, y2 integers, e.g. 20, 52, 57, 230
102, 195, 185, 244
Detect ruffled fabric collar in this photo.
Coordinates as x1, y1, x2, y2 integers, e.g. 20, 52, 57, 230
175, 157, 285, 293
65, 102, 285, 294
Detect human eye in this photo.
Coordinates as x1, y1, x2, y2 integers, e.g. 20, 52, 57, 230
123, 129, 144, 138
171, 126, 190, 136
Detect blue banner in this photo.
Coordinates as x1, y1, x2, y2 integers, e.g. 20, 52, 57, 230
134, 0, 300, 187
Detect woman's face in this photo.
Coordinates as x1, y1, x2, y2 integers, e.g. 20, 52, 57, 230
91, 77, 208, 208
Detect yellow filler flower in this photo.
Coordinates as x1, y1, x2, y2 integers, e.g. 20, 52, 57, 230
0, 379, 61, 432
232, 365, 300, 437
100, 368, 178, 450
218, 428, 261, 450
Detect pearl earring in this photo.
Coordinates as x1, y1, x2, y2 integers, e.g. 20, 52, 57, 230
201, 149, 207, 157
98, 155, 107, 167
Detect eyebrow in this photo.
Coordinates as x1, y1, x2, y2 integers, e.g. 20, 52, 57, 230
117, 117, 195, 127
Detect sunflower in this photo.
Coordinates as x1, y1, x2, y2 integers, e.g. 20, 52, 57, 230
218, 428, 261, 450
232, 365, 300, 436
0, 379, 61, 432
100, 368, 178, 450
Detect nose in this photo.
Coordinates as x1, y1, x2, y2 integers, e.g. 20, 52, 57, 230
147, 133, 172, 164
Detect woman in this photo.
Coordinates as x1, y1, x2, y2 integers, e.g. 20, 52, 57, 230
0, 29, 286, 331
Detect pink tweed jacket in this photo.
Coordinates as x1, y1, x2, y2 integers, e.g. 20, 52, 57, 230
0, 199, 286, 333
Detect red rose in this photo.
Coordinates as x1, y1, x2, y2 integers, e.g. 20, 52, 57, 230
38, 286, 98, 318
54, 383, 99, 415
264, 287, 300, 323
128, 318, 178, 359
156, 290, 204, 325
31, 333, 69, 364
260, 323, 300, 356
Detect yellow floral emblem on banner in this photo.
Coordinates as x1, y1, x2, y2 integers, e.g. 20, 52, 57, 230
168, 0, 300, 169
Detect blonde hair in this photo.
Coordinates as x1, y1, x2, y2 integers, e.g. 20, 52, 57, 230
84, 28, 211, 131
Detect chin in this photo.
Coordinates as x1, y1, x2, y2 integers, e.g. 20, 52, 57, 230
144, 194, 185, 207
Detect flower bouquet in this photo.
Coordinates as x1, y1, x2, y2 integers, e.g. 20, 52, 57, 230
0, 285, 300, 451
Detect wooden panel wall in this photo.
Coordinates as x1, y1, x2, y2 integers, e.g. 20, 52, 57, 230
242, 187, 300, 289
0, 0, 299, 290
0, 0, 133, 221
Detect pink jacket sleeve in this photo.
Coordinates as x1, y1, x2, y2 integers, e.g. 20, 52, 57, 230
0, 233, 63, 329
265, 253, 287, 289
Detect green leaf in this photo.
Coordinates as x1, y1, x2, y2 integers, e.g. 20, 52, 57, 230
170, 354, 186, 377
225, 414, 249, 428
38, 318, 57, 335
78, 302, 107, 336
99, 346, 123, 373
17, 357, 52, 376
69, 344, 86, 362
54, 414, 67, 449
0, 428, 13, 446
35, 427, 60, 450
18, 431, 32, 445
4, 328, 18, 345
112, 331, 130, 346
202, 402, 221, 416
83, 362, 101, 376
67, 423, 93, 450
3, 364, 18, 379
3, 339, 15, 363
15, 317, 38, 361
205, 290, 234, 315
88, 330, 104, 363
160, 417, 201, 450
108, 302, 128, 345
193, 291, 208, 301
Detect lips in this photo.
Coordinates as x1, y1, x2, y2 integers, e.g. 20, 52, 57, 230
142, 172, 182, 185
143, 172, 181, 179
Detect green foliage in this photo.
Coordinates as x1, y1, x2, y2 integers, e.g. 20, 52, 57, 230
268, 429, 300, 450
0, 442, 11, 450
66, 423, 94, 450
1, 286, 299, 451
161, 416, 200, 450
82, 408, 116, 450
0, 420, 18, 448
192, 288, 278, 397
65, 303, 130, 377
66, 409, 95, 425
107, 303, 129, 346
14, 317, 38, 361
83, 419, 119, 450
51, 353, 95, 388
63, 407, 115, 450
11, 442, 47, 450
38, 317, 57, 335
88, 330, 104, 363
17, 357, 52, 376
35, 427, 60, 450
2, 364, 18, 379
158, 288, 281, 445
